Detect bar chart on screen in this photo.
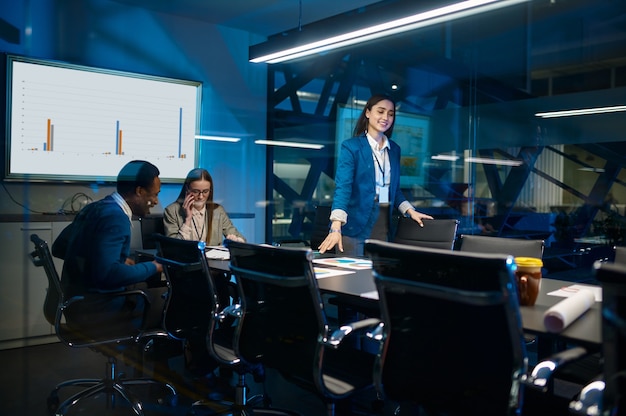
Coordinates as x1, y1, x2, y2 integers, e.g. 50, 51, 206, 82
6, 56, 201, 182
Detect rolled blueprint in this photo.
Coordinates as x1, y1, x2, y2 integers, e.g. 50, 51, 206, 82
543, 289, 596, 333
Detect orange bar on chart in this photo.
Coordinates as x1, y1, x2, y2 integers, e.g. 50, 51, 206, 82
47, 119, 52, 151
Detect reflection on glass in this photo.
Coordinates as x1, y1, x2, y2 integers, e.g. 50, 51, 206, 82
268, 0, 626, 282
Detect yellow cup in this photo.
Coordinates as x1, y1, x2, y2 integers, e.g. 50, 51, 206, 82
514, 257, 543, 306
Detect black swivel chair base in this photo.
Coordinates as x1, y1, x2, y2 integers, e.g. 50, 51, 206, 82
190, 372, 301, 416
48, 355, 178, 416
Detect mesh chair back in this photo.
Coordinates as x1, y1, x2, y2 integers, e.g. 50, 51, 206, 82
228, 243, 322, 385
139, 215, 166, 250
154, 234, 242, 368
30, 234, 63, 326
274, 205, 330, 249
226, 240, 374, 401
614, 246, 626, 265
459, 234, 544, 258
365, 240, 526, 415
594, 262, 626, 413
154, 234, 214, 341
310, 205, 331, 249
393, 217, 459, 250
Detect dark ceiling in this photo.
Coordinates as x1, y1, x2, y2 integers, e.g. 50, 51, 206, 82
105, 0, 626, 93
110, 0, 384, 36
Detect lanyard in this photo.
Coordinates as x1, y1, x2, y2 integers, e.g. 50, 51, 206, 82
192, 215, 205, 241
373, 147, 390, 187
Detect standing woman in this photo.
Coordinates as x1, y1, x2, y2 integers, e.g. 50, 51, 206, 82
318, 94, 433, 256
163, 168, 245, 245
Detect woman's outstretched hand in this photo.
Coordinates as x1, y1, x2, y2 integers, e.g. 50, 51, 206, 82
407, 209, 434, 227
318, 229, 343, 253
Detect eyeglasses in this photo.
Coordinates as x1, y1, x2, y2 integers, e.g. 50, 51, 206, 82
188, 188, 210, 196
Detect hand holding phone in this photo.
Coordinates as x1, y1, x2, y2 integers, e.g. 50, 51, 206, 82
183, 189, 195, 213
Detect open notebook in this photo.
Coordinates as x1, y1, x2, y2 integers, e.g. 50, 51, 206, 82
205, 246, 230, 260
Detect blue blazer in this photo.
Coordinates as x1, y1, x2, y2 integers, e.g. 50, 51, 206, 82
57, 195, 158, 296
332, 134, 408, 240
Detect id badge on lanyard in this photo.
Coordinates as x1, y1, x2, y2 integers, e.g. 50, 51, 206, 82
378, 185, 389, 204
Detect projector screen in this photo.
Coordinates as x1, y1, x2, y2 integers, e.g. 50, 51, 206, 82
4, 55, 201, 182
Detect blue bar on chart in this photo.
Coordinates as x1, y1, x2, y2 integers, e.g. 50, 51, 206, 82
178, 107, 186, 159
115, 120, 124, 155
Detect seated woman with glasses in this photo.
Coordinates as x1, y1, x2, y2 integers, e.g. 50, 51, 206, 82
163, 168, 244, 384
163, 167, 245, 245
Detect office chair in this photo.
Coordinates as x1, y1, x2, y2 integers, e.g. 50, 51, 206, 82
310, 205, 332, 249
364, 240, 526, 415
329, 218, 460, 323
29, 234, 177, 416
458, 234, 546, 346
153, 234, 298, 415
153, 233, 214, 345
568, 261, 626, 415
273, 205, 332, 249
226, 240, 381, 416
393, 217, 459, 250
613, 246, 626, 265
138, 214, 166, 250
458, 234, 545, 258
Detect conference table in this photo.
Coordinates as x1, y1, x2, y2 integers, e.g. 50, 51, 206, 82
309, 257, 602, 357
159, 250, 603, 354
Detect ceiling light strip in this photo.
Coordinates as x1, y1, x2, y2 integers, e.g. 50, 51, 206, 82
535, 105, 626, 118
431, 154, 460, 161
578, 167, 605, 173
251, 0, 531, 64
465, 157, 523, 166
254, 140, 324, 150
195, 135, 241, 142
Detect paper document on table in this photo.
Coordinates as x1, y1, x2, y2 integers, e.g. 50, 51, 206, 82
313, 257, 372, 271
547, 284, 602, 302
205, 246, 230, 260
314, 267, 354, 279
361, 290, 379, 300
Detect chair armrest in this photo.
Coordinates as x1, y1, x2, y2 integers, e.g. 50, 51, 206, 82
155, 256, 202, 272
59, 288, 155, 346
219, 303, 242, 320
325, 318, 382, 348
568, 379, 605, 415
65, 288, 154, 330
67, 288, 150, 305
521, 346, 590, 392
137, 327, 170, 341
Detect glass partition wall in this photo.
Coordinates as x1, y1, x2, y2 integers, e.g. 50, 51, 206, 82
265, 0, 626, 280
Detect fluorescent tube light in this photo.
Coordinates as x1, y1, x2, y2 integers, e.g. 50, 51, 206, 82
195, 135, 241, 142
578, 167, 605, 173
431, 154, 460, 161
254, 140, 324, 150
432, 154, 521, 166
465, 157, 522, 166
535, 105, 626, 118
250, 0, 531, 64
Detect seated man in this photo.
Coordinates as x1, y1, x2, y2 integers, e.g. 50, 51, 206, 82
53, 160, 165, 332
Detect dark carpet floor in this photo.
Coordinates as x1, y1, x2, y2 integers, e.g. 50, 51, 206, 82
0, 340, 385, 416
